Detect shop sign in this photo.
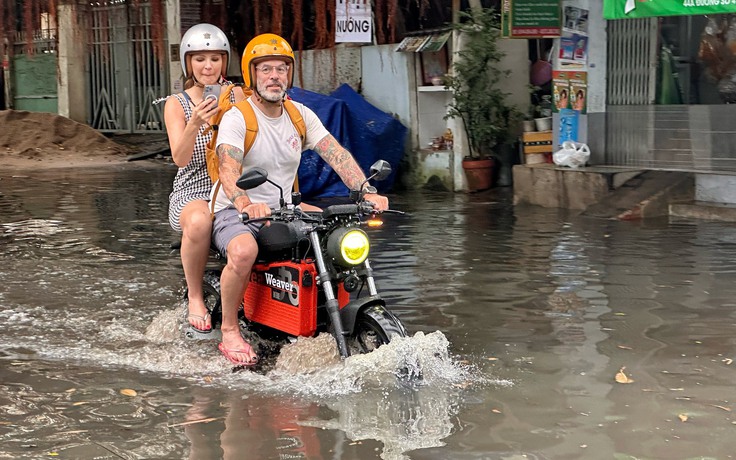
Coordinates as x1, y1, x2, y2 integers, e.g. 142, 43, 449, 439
502, 0, 562, 38
335, 0, 372, 43
604, 0, 736, 19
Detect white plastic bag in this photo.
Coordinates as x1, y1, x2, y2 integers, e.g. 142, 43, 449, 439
553, 141, 590, 168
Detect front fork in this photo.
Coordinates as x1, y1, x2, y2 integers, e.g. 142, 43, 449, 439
363, 259, 379, 296
309, 231, 351, 358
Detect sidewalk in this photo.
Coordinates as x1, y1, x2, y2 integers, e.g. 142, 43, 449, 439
108, 132, 171, 161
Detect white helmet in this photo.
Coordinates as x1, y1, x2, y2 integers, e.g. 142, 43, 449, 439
179, 23, 231, 77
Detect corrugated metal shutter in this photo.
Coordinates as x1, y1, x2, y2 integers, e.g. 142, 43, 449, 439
607, 18, 658, 105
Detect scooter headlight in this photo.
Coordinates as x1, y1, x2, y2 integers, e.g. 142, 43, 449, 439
327, 227, 370, 266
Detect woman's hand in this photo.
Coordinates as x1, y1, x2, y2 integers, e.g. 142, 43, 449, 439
190, 97, 219, 128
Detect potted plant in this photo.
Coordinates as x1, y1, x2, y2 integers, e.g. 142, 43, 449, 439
444, 8, 522, 191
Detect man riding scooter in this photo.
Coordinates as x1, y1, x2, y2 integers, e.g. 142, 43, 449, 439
210, 33, 389, 366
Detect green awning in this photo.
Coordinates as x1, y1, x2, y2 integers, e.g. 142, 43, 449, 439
604, 0, 736, 19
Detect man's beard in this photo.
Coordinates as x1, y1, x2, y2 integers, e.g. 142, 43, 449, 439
256, 81, 286, 103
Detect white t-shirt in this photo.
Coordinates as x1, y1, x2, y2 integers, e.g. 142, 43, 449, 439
210, 98, 330, 212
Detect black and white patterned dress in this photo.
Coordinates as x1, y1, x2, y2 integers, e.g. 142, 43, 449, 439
167, 86, 235, 232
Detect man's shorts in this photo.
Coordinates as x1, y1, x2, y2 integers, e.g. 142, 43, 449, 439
212, 207, 261, 257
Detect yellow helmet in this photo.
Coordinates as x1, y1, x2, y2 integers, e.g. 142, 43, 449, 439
241, 33, 295, 89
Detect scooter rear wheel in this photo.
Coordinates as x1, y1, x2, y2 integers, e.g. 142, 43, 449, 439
348, 305, 407, 354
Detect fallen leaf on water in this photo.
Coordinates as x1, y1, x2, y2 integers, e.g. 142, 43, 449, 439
617, 345, 633, 350
678, 414, 688, 422
614, 312, 627, 316
120, 389, 137, 397
615, 367, 634, 384
710, 404, 732, 412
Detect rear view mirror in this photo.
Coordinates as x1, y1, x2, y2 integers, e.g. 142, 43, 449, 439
236, 167, 268, 191
369, 160, 392, 181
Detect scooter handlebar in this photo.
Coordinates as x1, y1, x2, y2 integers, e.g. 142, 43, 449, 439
238, 212, 274, 224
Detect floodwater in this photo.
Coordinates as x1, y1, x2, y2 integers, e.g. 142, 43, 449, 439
2, 163, 736, 460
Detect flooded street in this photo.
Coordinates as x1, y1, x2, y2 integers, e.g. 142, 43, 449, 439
2, 163, 736, 459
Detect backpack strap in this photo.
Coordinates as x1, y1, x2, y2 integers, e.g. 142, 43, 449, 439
209, 181, 222, 217
283, 100, 305, 193
234, 100, 259, 156
283, 100, 307, 146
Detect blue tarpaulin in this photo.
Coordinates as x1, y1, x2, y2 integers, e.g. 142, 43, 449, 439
288, 84, 407, 199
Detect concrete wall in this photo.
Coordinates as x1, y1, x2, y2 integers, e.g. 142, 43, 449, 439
57, 3, 85, 122
696, 174, 736, 204
360, 45, 413, 131
295, 45, 362, 94
166, 0, 183, 94
586, 0, 607, 164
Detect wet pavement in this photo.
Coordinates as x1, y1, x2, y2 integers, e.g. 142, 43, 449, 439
2, 162, 736, 459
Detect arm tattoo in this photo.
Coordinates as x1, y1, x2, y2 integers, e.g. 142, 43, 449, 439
230, 190, 249, 202
216, 144, 251, 208
314, 134, 366, 190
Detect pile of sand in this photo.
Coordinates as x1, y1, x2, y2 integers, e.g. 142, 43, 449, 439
0, 110, 135, 169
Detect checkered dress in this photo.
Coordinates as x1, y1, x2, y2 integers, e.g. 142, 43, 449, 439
167, 85, 234, 232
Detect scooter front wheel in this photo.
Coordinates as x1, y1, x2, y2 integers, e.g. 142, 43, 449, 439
347, 304, 407, 354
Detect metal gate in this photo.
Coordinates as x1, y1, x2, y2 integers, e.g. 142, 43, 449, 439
86, 1, 167, 133
606, 18, 660, 168
607, 18, 658, 105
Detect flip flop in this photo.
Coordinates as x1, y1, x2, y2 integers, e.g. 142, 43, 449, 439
187, 312, 212, 334
218, 342, 258, 366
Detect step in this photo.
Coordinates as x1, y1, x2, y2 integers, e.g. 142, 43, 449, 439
670, 201, 736, 222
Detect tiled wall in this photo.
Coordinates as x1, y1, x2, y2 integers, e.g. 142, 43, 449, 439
606, 105, 736, 173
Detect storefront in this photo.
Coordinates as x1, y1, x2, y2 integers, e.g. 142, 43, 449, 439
604, 1, 736, 172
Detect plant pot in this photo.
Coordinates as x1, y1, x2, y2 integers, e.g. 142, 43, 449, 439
534, 117, 552, 132
462, 157, 494, 192
522, 120, 536, 132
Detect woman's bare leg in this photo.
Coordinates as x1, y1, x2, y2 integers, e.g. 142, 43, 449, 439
179, 199, 213, 331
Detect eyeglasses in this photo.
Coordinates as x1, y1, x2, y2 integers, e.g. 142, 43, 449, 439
255, 64, 289, 76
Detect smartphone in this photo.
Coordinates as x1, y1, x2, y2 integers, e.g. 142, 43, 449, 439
203, 84, 221, 103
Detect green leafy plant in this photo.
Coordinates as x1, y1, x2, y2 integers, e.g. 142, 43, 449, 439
444, 8, 522, 159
